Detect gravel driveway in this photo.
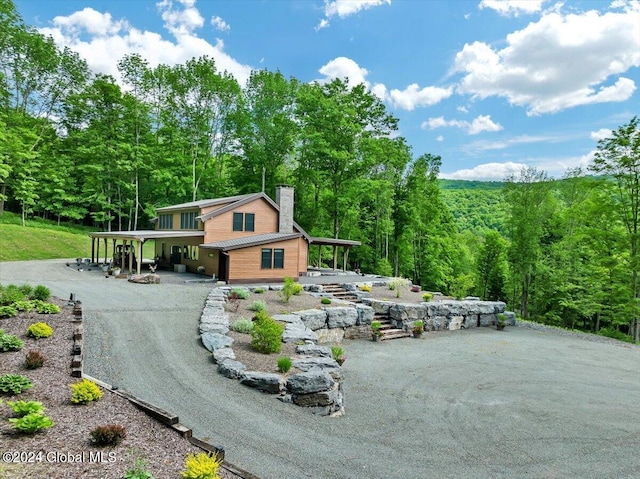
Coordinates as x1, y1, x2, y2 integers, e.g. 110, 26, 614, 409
2, 259, 640, 479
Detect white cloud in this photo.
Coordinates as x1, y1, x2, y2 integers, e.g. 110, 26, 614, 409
479, 0, 544, 17
210, 16, 230, 32
318, 56, 369, 86
441, 161, 527, 181
423, 114, 502, 135
436, 135, 444, 142
388, 83, 453, 110
317, 0, 391, 30
457, 105, 469, 113
590, 128, 612, 141
38, 1, 252, 85
454, 1, 640, 115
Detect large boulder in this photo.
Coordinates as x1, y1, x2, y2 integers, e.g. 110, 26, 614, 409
390, 303, 427, 322
448, 316, 464, 331
315, 328, 345, 344
295, 344, 332, 358
292, 390, 337, 407
218, 360, 246, 379
503, 311, 517, 326
286, 370, 334, 394
362, 299, 394, 315
239, 371, 283, 393
355, 304, 375, 325
272, 314, 302, 324
297, 309, 328, 330
326, 307, 358, 328
212, 347, 235, 363
201, 332, 234, 352
479, 314, 497, 326
293, 357, 341, 376
283, 322, 318, 343
128, 274, 161, 284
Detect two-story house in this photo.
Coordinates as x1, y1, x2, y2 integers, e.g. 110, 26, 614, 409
88, 186, 359, 283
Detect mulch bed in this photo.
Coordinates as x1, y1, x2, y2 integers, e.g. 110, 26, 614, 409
0, 298, 242, 479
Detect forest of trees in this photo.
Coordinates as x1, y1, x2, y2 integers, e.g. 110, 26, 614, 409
1, 0, 639, 341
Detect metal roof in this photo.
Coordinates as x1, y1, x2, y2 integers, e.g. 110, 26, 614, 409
201, 233, 303, 251
310, 237, 362, 247
155, 194, 254, 213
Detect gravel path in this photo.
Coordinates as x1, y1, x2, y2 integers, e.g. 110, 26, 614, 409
2, 260, 640, 479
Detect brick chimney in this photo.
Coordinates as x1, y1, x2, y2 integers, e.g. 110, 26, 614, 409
275, 185, 294, 234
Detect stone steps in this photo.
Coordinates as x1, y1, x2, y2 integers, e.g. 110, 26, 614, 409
372, 313, 410, 340
322, 283, 361, 303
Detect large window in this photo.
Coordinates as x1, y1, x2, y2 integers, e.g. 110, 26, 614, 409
159, 214, 173, 230
261, 248, 284, 269
180, 211, 197, 229
233, 212, 255, 232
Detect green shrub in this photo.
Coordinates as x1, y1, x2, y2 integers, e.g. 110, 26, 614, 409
181, 452, 222, 479
331, 345, 344, 361
0, 374, 33, 395
27, 322, 54, 339
0, 330, 24, 352
34, 302, 60, 314
9, 412, 54, 433
31, 285, 51, 302
277, 356, 292, 373
0, 305, 18, 318
25, 350, 46, 369
230, 318, 254, 334
248, 300, 266, 312
0, 286, 25, 306
91, 424, 127, 446
422, 292, 433, 302
320, 297, 332, 304
18, 284, 33, 298
254, 287, 264, 294
280, 277, 303, 303
70, 378, 103, 404
360, 284, 372, 292
250, 311, 284, 354
230, 288, 249, 300
13, 300, 35, 312
598, 328, 635, 343
6, 400, 44, 417
124, 454, 156, 479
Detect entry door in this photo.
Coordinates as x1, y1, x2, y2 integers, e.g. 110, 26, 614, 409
218, 251, 228, 282
170, 246, 182, 265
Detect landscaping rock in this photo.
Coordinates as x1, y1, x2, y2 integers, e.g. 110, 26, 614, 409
199, 322, 229, 335
201, 332, 234, 352
449, 316, 464, 331
493, 302, 507, 314
479, 314, 497, 326
283, 322, 318, 343
315, 328, 345, 344
218, 360, 246, 380
389, 303, 427, 322
293, 357, 341, 375
212, 347, 236, 363
361, 299, 394, 315
269, 285, 283, 291
464, 315, 479, 328
295, 344, 332, 357
128, 273, 161, 284
292, 390, 336, 407
504, 311, 517, 326
272, 314, 302, 324
286, 370, 334, 394
303, 284, 323, 293
297, 309, 328, 330
240, 371, 283, 393
355, 304, 375, 325
326, 307, 358, 328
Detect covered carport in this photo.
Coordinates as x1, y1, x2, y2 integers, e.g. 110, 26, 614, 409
310, 237, 361, 271
88, 230, 205, 275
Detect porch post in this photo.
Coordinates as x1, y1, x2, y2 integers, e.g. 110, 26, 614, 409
103, 238, 108, 264
318, 244, 321, 267
95, 238, 100, 265
128, 240, 134, 273
333, 245, 338, 270
112, 239, 116, 266
91, 237, 95, 264
137, 240, 143, 275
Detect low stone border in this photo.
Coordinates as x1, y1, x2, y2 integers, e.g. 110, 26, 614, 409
199, 287, 345, 417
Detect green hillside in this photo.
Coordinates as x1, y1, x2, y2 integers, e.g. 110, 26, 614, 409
0, 212, 94, 261
439, 180, 507, 234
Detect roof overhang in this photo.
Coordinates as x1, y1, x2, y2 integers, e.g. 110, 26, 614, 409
201, 233, 303, 252
89, 230, 205, 242
310, 237, 361, 247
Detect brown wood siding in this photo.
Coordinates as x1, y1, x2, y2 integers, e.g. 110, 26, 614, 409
297, 237, 309, 275
227, 238, 300, 282
203, 198, 278, 243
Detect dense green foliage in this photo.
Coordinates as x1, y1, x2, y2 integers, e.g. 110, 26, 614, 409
6, 399, 44, 417
8, 411, 54, 433
230, 318, 254, 334
181, 452, 222, 479
277, 356, 292, 373
0, 374, 33, 394
27, 322, 53, 339
250, 310, 284, 354
69, 378, 103, 404
0, 329, 23, 351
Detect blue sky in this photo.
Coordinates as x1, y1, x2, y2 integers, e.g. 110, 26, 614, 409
14, 0, 640, 180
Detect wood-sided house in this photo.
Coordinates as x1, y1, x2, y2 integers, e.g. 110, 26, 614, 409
88, 186, 360, 283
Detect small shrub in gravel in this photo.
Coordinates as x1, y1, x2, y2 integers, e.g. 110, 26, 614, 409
70, 378, 103, 404
250, 311, 284, 354
280, 277, 303, 303
254, 287, 264, 294
320, 297, 332, 305
18, 284, 33, 298
277, 356, 292, 373
230, 288, 249, 300
124, 454, 156, 479
248, 300, 266, 312
9, 412, 54, 433
0, 374, 33, 395
90, 424, 127, 446
34, 302, 61, 314
0, 305, 18, 318
230, 318, 254, 334
31, 285, 51, 302
6, 400, 45, 417
0, 285, 24, 306
27, 322, 54, 339
24, 350, 46, 369
422, 292, 433, 302
0, 330, 24, 352
181, 452, 222, 479
12, 300, 35, 312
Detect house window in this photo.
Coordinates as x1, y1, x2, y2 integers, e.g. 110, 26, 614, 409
261, 248, 285, 269
233, 212, 255, 232
274, 249, 284, 269
180, 212, 197, 229
159, 214, 173, 230
261, 248, 272, 269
